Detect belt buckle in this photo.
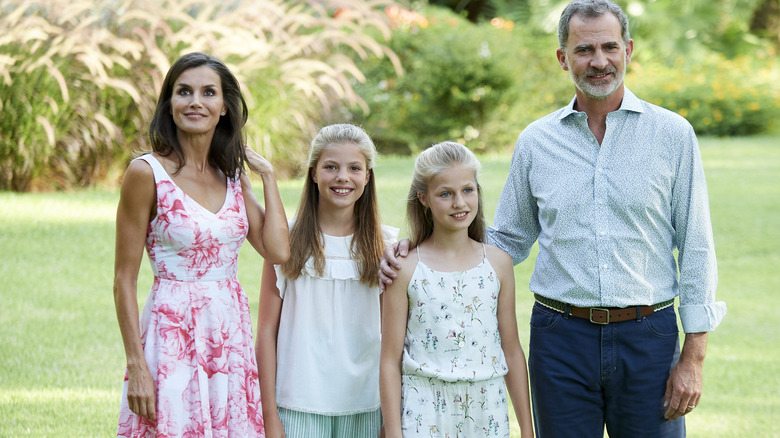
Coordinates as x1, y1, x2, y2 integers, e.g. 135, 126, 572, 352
590, 307, 610, 325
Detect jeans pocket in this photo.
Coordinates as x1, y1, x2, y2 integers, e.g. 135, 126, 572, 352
643, 308, 679, 338
530, 303, 562, 331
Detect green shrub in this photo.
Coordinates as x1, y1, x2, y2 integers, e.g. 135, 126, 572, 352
350, 7, 517, 154
629, 50, 780, 136
474, 29, 573, 153
348, 5, 780, 155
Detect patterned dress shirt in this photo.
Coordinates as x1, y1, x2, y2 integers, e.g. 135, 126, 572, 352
488, 88, 726, 333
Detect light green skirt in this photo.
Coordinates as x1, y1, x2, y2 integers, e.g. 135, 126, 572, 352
278, 406, 382, 438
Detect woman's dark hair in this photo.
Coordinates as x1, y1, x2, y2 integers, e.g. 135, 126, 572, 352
148, 52, 248, 178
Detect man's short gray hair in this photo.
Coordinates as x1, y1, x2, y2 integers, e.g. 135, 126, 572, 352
558, 0, 631, 49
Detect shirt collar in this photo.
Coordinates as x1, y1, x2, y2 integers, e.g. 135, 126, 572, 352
559, 87, 644, 120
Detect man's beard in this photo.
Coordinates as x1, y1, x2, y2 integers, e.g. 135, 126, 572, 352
568, 60, 625, 100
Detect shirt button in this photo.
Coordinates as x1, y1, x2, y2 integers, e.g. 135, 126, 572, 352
597, 167, 603, 173
458, 341, 465, 348
602, 264, 608, 269
600, 231, 606, 236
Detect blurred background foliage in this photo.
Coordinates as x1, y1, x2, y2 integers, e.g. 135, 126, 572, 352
352, 0, 780, 153
1, 0, 779, 191
0, 0, 399, 190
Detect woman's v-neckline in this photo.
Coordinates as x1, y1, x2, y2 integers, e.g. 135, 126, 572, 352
150, 155, 229, 216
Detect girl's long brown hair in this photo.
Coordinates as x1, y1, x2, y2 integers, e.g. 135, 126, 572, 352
281, 124, 385, 286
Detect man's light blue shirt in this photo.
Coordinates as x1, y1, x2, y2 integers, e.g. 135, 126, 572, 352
488, 88, 726, 333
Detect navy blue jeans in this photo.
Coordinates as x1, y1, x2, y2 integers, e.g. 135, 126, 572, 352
529, 302, 685, 438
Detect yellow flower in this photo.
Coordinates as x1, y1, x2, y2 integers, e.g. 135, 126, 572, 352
748, 102, 761, 111
678, 108, 688, 118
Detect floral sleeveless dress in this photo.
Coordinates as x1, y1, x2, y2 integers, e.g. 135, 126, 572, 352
117, 155, 264, 437
400, 244, 510, 437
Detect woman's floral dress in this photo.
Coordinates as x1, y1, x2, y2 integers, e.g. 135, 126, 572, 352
117, 155, 264, 437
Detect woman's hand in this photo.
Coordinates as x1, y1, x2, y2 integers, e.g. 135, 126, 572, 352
245, 146, 274, 177
114, 159, 158, 423
126, 365, 157, 423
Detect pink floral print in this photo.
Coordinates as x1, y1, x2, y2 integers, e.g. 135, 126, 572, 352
117, 155, 264, 437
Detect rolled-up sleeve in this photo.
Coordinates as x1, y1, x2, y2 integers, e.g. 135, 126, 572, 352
487, 132, 540, 266
671, 126, 726, 333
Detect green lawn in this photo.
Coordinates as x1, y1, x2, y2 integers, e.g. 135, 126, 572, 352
0, 136, 778, 437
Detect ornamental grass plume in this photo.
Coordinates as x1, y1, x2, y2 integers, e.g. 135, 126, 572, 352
0, 0, 400, 190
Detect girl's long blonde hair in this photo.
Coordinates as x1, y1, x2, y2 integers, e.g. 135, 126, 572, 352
407, 141, 485, 247
281, 124, 385, 286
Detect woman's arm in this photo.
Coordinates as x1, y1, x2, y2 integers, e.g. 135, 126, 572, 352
490, 246, 534, 437
379, 257, 413, 438
241, 146, 290, 264
113, 160, 157, 423
256, 260, 286, 438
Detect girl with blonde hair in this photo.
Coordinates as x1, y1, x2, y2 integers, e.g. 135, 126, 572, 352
380, 141, 533, 437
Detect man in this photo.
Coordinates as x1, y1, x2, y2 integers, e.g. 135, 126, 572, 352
379, 1, 726, 436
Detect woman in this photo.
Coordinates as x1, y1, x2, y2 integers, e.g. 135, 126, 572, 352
114, 52, 289, 437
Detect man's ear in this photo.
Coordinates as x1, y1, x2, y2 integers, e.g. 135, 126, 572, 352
625, 39, 634, 66
556, 48, 569, 71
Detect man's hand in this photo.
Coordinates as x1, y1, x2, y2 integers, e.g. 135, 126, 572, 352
379, 239, 411, 289
663, 332, 707, 421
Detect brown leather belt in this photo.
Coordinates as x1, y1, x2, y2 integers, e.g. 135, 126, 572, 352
534, 294, 675, 325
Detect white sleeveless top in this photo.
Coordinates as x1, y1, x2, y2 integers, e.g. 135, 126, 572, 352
402, 244, 508, 382
273, 221, 398, 415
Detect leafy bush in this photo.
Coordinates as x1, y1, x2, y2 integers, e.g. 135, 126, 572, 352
628, 50, 780, 136
348, 4, 780, 156
0, 0, 397, 191
349, 7, 518, 154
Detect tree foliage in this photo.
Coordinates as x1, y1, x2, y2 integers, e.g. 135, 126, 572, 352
427, 0, 777, 59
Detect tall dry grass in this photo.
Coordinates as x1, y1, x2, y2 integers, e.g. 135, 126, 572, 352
0, 0, 400, 190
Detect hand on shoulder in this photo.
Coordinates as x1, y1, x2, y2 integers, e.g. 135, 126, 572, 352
396, 249, 418, 270
384, 250, 418, 295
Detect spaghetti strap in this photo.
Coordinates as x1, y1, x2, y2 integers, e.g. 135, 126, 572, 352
481, 242, 487, 259
415, 246, 421, 263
